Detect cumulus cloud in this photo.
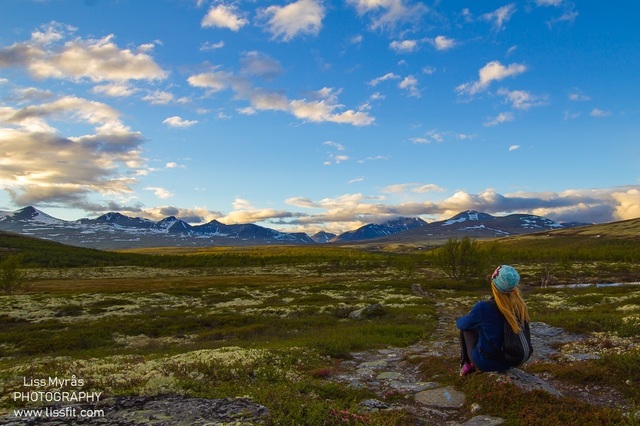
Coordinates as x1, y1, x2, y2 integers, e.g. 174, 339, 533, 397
611, 189, 640, 220
259, 0, 325, 41
201, 4, 248, 31
10, 87, 54, 103
509, 145, 520, 151
145, 186, 173, 199
92, 83, 138, 97
456, 61, 526, 96
398, 75, 420, 97
0, 95, 145, 208
431, 35, 457, 51
219, 197, 303, 224
590, 108, 611, 118
348, 0, 429, 31
189, 67, 374, 126
0, 22, 167, 83
482, 3, 516, 31
223, 186, 640, 234
389, 39, 418, 53
142, 90, 174, 105
162, 116, 198, 128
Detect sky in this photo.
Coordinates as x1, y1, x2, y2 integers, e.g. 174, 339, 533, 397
1, 0, 639, 235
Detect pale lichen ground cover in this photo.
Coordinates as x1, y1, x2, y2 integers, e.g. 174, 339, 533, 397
0, 265, 434, 411
2, 265, 640, 420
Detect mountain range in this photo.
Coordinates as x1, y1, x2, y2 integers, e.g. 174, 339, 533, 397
0, 206, 589, 250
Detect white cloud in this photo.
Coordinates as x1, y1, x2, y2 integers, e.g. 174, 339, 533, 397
482, 4, 516, 31
200, 41, 225, 51
323, 154, 350, 165
142, 90, 174, 105
590, 108, 611, 118
190, 68, 374, 126
398, 75, 420, 97
563, 110, 581, 120
368, 72, 400, 86
456, 61, 526, 96
259, 0, 325, 41
162, 116, 198, 128
0, 23, 167, 83
535, 0, 563, 6
348, 177, 364, 184
276, 186, 640, 233
323, 141, 345, 151
165, 162, 178, 168
422, 66, 435, 75
92, 83, 138, 97
484, 112, 514, 127
611, 189, 640, 220
568, 89, 590, 101
187, 70, 235, 93
350, 34, 364, 45
0, 95, 145, 208
410, 129, 469, 144
240, 51, 283, 79
431, 35, 457, 51
389, 39, 418, 53
237, 106, 257, 115
498, 88, 547, 110
509, 145, 520, 151
383, 183, 444, 193
357, 155, 390, 164
220, 197, 301, 224
549, 8, 578, 26
348, 0, 429, 31
145, 186, 173, 199
201, 4, 248, 31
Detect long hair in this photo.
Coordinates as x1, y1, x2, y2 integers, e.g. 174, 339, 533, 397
491, 282, 529, 333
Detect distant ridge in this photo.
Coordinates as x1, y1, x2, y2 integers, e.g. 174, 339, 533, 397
0, 206, 589, 250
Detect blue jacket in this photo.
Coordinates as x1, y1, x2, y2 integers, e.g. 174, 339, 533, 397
456, 300, 511, 372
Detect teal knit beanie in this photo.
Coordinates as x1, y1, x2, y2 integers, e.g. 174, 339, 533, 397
492, 265, 520, 293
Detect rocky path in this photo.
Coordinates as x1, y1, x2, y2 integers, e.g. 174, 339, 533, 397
328, 288, 631, 425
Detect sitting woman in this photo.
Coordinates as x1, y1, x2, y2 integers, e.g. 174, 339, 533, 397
456, 265, 530, 376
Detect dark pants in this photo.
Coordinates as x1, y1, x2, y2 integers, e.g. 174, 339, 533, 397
460, 329, 479, 366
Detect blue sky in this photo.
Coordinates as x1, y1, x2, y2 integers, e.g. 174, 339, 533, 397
1, 0, 639, 234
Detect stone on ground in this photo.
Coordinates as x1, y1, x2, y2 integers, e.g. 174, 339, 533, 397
415, 385, 466, 408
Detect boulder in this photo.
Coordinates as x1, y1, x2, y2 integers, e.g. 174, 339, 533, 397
349, 303, 386, 320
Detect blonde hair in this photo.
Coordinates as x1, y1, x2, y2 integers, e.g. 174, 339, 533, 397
491, 282, 529, 333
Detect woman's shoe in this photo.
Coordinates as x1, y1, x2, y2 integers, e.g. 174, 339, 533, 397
460, 363, 476, 377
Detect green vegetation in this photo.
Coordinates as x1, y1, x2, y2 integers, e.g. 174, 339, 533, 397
1, 225, 640, 424
431, 237, 489, 280
0, 255, 28, 294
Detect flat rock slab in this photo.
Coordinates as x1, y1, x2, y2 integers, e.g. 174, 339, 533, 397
492, 368, 562, 397
1, 396, 269, 425
460, 415, 505, 425
415, 385, 466, 408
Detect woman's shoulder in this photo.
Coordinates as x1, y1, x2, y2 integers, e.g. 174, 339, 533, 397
475, 299, 496, 308
474, 299, 500, 314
